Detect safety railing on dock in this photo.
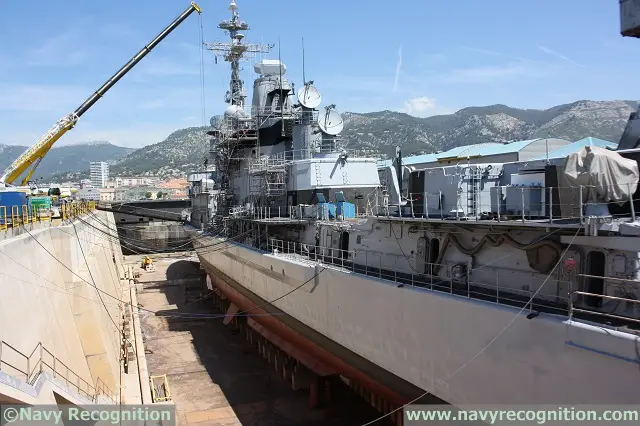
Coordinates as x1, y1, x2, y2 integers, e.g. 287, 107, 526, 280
0, 200, 96, 231
0, 340, 117, 403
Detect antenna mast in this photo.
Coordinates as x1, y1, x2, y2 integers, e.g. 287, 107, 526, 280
278, 39, 285, 136
302, 37, 306, 85
204, 0, 273, 108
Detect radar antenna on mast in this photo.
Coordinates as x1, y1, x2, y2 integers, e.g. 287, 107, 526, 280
297, 37, 322, 109
204, 0, 273, 108
298, 84, 322, 109
318, 104, 344, 136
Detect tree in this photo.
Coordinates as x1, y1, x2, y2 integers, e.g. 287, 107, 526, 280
145, 192, 152, 199
157, 191, 163, 199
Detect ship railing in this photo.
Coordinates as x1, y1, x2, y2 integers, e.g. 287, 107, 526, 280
235, 202, 365, 221
215, 106, 315, 120
354, 250, 572, 315
249, 205, 303, 220
249, 147, 380, 171
0, 341, 117, 403
376, 158, 392, 169
370, 184, 639, 224
266, 238, 354, 269
569, 274, 640, 327
216, 106, 297, 130
264, 239, 573, 316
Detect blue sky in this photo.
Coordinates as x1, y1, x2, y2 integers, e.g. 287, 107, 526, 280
1, 0, 638, 148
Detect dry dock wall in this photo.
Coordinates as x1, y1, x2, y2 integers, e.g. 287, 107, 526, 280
0, 212, 123, 404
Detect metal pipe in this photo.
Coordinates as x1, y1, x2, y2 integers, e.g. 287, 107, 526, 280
579, 186, 584, 224
571, 307, 640, 324
548, 186, 553, 222
75, 2, 202, 117
628, 183, 636, 221
521, 188, 525, 223
574, 289, 640, 301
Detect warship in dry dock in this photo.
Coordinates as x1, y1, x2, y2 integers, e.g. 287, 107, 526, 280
186, 0, 640, 422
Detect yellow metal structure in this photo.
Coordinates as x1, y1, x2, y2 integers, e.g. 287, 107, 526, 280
11, 206, 19, 226
0, 2, 202, 185
0, 200, 95, 229
150, 375, 172, 402
141, 256, 153, 269
0, 206, 6, 231
1, 116, 77, 185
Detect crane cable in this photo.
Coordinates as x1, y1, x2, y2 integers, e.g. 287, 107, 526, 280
198, 12, 208, 164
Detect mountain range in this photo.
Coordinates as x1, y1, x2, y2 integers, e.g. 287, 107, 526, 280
0, 142, 134, 182
1, 100, 635, 182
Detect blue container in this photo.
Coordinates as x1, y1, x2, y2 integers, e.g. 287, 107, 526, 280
0, 190, 28, 225
317, 202, 336, 220
337, 202, 356, 219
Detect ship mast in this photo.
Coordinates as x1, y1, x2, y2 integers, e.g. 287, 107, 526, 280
204, 0, 273, 108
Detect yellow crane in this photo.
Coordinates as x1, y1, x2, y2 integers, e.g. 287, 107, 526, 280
0, 2, 202, 186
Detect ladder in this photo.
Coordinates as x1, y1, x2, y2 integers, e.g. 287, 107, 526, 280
314, 162, 323, 187
266, 172, 286, 196
342, 167, 349, 185
466, 167, 481, 217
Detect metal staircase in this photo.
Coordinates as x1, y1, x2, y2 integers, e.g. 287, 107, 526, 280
0, 340, 117, 403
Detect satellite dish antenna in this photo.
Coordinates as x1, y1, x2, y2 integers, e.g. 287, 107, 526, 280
298, 83, 322, 109
317, 105, 344, 135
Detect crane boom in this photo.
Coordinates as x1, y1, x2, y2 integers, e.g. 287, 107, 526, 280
0, 1, 202, 186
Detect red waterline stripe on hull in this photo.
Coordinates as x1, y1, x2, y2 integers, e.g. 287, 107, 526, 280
206, 266, 409, 407
247, 317, 335, 377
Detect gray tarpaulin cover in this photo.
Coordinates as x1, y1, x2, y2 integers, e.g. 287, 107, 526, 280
563, 146, 639, 204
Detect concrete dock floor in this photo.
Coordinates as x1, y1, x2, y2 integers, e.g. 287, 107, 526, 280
132, 255, 385, 426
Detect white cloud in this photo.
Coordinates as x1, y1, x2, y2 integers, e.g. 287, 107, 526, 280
537, 45, 583, 67
0, 84, 88, 112
393, 45, 402, 92
401, 96, 437, 116
23, 32, 89, 67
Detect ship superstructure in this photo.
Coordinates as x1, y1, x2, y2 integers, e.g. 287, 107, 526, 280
195, 0, 379, 230
186, 1, 640, 423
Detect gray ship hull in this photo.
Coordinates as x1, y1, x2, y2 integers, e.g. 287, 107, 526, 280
187, 227, 640, 406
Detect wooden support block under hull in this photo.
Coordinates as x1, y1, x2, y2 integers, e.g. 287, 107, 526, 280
204, 267, 419, 424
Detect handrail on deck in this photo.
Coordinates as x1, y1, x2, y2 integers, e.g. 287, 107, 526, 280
256, 237, 572, 315
569, 289, 640, 326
